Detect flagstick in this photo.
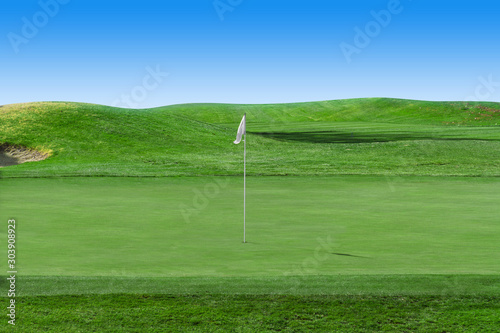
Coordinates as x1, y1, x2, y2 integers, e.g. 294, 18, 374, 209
243, 123, 246, 243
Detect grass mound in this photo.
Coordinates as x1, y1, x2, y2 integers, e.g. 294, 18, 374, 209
0, 98, 499, 178
157, 98, 500, 125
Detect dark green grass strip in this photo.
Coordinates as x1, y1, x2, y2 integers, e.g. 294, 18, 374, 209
10, 275, 500, 297
4, 294, 499, 332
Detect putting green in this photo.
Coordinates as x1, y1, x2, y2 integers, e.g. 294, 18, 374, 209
1, 176, 499, 277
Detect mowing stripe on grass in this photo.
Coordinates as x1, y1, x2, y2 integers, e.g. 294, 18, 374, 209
12, 275, 500, 297
1, 176, 499, 277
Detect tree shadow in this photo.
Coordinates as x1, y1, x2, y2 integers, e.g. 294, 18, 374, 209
251, 130, 492, 144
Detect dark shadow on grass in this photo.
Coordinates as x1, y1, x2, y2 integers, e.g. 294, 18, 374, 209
332, 253, 370, 258
250, 131, 495, 144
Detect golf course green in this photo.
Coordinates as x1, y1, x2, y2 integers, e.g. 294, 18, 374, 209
2, 176, 500, 277
1, 98, 499, 331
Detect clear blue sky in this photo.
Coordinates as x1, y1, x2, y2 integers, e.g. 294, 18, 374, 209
1, 0, 499, 108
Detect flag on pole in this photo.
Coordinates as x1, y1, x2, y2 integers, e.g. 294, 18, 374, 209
233, 114, 247, 243
233, 114, 246, 144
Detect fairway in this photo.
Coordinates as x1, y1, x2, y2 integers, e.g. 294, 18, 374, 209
1, 99, 500, 331
2, 176, 499, 278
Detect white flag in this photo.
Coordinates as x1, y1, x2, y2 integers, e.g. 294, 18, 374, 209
233, 114, 246, 144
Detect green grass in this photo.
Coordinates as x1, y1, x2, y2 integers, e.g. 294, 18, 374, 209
1, 98, 500, 331
2, 176, 499, 330
1, 99, 499, 177
1, 176, 499, 276
4, 294, 499, 332
1, 176, 499, 330
11, 275, 500, 297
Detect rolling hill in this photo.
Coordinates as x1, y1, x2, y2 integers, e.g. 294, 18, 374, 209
1, 98, 499, 178
2, 98, 500, 331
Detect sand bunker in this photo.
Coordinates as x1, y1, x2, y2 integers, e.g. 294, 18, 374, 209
0, 144, 50, 167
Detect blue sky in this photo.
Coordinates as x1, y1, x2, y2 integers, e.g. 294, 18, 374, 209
1, 0, 499, 108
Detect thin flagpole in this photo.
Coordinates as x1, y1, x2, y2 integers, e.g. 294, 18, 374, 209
243, 115, 246, 243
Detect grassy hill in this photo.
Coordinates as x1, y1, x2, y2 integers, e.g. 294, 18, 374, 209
1, 98, 500, 178
2, 98, 500, 331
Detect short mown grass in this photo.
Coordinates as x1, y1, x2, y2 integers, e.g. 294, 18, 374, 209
2, 176, 499, 277
1, 98, 500, 331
